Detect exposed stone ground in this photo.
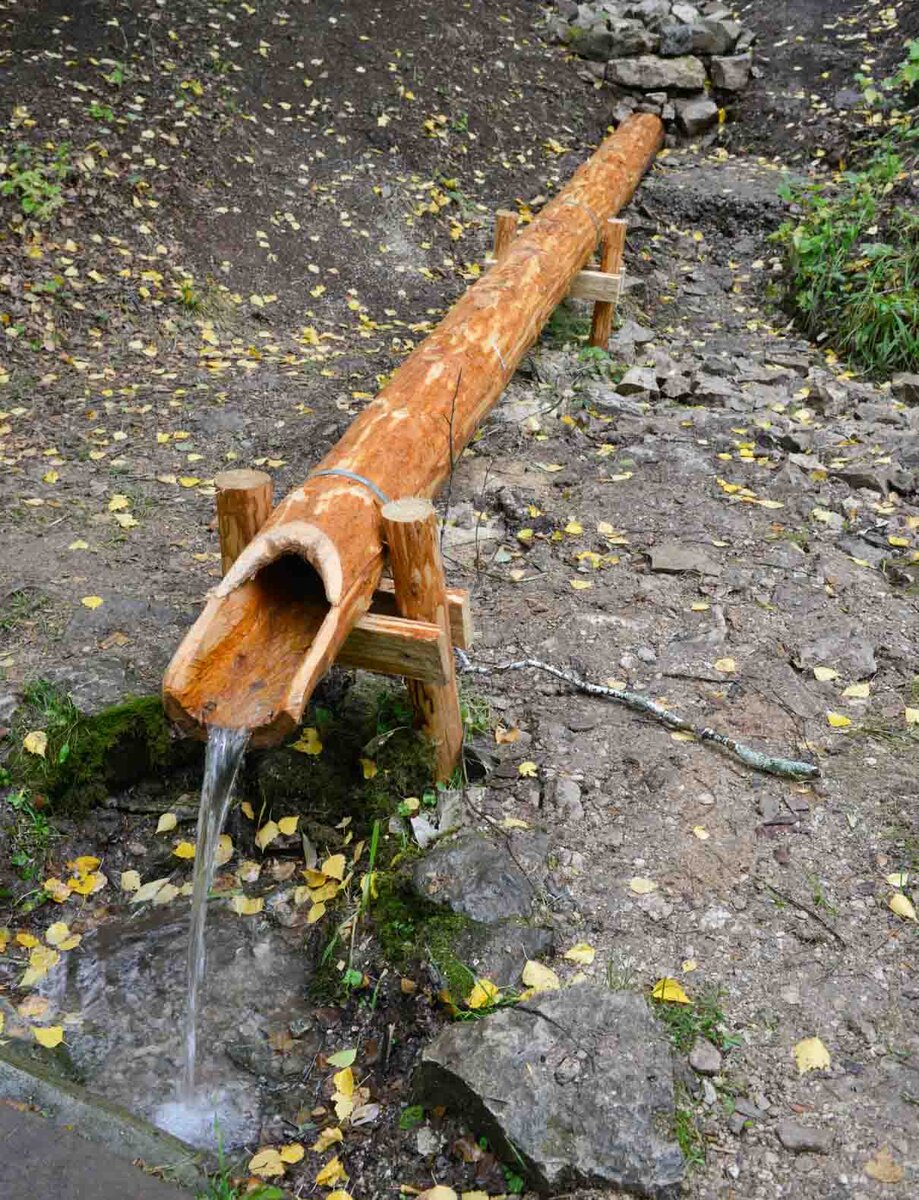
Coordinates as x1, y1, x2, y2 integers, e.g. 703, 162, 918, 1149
1, 1, 917, 1199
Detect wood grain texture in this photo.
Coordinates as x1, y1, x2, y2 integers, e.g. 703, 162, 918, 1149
493, 208, 519, 263
381, 498, 464, 781
214, 469, 273, 574
163, 115, 663, 745
589, 218, 627, 349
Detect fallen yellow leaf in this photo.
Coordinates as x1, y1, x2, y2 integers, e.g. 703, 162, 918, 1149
31, 1025, 64, 1049
563, 942, 595, 965
864, 1146, 904, 1184
322, 853, 346, 881
714, 657, 737, 673
229, 895, 264, 916
23, 730, 48, 758
315, 1156, 348, 1187
311, 1127, 344, 1153
43, 878, 71, 903
290, 726, 322, 755
277, 815, 299, 836
691, 826, 710, 840
629, 877, 657, 895
279, 1143, 304, 1164
466, 977, 500, 1009
794, 1036, 831, 1074
80, 596, 104, 609
520, 960, 560, 993
155, 812, 177, 834
255, 820, 280, 851
842, 681, 870, 699
517, 761, 538, 777
249, 1147, 285, 1178
826, 711, 852, 729
651, 978, 691, 1005
887, 893, 916, 922
120, 870, 141, 892
173, 841, 196, 860
812, 666, 838, 682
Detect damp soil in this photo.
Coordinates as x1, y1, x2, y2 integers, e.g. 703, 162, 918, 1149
1, 2, 917, 1199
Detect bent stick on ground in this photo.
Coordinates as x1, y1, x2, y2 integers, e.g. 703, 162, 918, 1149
455, 652, 819, 781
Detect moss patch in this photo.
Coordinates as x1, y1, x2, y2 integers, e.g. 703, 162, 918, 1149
371, 874, 479, 1000
8, 682, 191, 809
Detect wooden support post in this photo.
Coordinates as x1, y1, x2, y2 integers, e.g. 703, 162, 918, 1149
493, 209, 519, 264
214, 469, 273, 574
589, 217, 627, 349
381, 498, 463, 781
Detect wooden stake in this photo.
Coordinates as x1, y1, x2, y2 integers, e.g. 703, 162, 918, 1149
589, 217, 627, 349
493, 209, 519, 263
381, 497, 463, 781
214, 469, 273, 575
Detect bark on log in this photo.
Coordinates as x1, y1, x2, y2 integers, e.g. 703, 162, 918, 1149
215, 469, 273, 574
163, 114, 663, 745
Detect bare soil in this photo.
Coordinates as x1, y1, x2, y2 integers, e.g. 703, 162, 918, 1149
1, 2, 917, 1199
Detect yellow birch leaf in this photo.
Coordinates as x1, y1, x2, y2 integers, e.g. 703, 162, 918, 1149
311, 1127, 344, 1153
794, 1036, 831, 1074
499, 816, 530, 830
130, 877, 170, 904
826, 711, 852, 728
173, 841, 196, 859
277, 815, 299, 836
315, 1156, 348, 1187
904, 707, 919, 726
418, 1188, 458, 1200
214, 834, 233, 867
120, 869, 141, 892
520, 960, 560, 993
240, 800, 255, 820
842, 681, 870, 699
888, 893, 916, 922
248, 1148, 285, 1178
307, 902, 326, 924
692, 826, 710, 840
16, 933, 39, 948
887, 535, 909, 548
629, 876, 657, 895
691, 601, 710, 611
682, 959, 698, 973
23, 730, 48, 757
290, 727, 322, 755
864, 1146, 905, 1184
333, 1066, 354, 1097
322, 853, 346, 881
32, 1025, 64, 1048
156, 812, 178, 834
68, 856, 100, 875
152, 883, 179, 906
651, 977, 691, 1004
569, 579, 592, 590
360, 757, 378, 779
885, 872, 908, 888
68, 539, 89, 551
279, 1142, 304, 1164
714, 657, 736, 673
80, 596, 104, 609
466, 978, 500, 1009
812, 666, 838, 682
44, 922, 72, 948
563, 942, 595, 965
230, 895, 264, 916
43, 877, 71, 903
518, 761, 538, 777
255, 820, 280, 851
326, 1193, 355, 1200
108, 494, 130, 512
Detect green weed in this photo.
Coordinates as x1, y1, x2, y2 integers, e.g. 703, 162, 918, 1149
1, 143, 73, 222
772, 45, 918, 378
673, 1085, 706, 1169
3, 787, 55, 885
652, 985, 738, 1054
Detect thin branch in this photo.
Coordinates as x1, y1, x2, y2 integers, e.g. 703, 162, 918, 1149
455, 651, 819, 782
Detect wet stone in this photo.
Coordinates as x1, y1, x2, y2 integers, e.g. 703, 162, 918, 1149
411, 830, 548, 923
417, 985, 684, 1198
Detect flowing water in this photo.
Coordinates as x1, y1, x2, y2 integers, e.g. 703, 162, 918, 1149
182, 725, 250, 1097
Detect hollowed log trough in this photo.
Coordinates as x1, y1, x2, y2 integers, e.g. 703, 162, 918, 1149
162, 114, 663, 749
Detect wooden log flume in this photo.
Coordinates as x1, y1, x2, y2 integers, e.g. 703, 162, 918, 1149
163, 114, 664, 747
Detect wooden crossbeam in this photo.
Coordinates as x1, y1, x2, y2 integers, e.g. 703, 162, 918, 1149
567, 268, 622, 304
338, 612, 450, 685
372, 578, 472, 650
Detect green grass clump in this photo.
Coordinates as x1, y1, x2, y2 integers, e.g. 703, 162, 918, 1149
772, 43, 918, 378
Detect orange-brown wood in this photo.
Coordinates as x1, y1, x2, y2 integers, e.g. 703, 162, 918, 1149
372, 579, 472, 650
214, 469, 273, 574
493, 209, 519, 263
338, 611, 451, 684
589, 218, 627, 349
381, 498, 463, 780
163, 114, 663, 746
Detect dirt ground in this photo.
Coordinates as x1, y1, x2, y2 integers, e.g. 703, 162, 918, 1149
1, 1, 917, 1198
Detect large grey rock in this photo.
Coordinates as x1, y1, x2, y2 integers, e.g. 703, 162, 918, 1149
892, 372, 919, 405
411, 831, 547, 923
676, 95, 720, 135
795, 625, 877, 679
690, 18, 741, 54
607, 54, 706, 92
619, 365, 660, 395
566, 24, 614, 61
710, 53, 752, 90
650, 541, 722, 576
672, 2, 701, 21
658, 23, 694, 56
624, 0, 672, 27
608, 17, 659, 57
449, 921, 554, 991
417, 985, 684, 1197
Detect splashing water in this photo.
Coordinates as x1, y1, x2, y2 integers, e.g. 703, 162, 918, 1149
182, 725, 249, 1098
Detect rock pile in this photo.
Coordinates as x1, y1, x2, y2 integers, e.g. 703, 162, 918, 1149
545, 1, 756, 137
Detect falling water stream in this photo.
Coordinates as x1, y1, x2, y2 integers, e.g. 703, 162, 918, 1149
182, 726, 250, 1097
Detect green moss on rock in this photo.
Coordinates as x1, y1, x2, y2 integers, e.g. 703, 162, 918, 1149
371, 875, 478, 999
8, 684, 193, 809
